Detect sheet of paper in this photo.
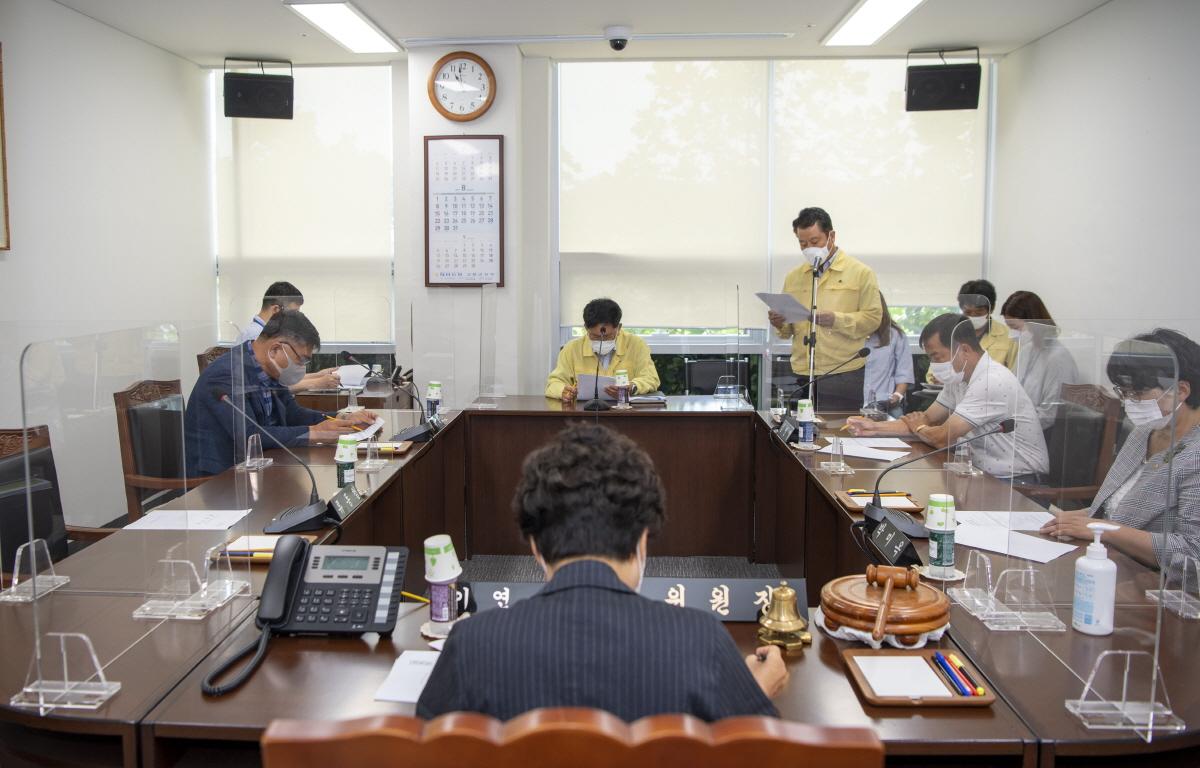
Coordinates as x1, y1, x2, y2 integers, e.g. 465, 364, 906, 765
374, 651, 441, 703
576, 374, 617, 401
843, 437, 912, 450
755, 292, 811, 323
348, 416, 386, 442
845, 495, 923, 510
954, 524, 1078, 564
853, 656, 954, 699
955, 510, 1054, 531
816, 442, 908, 462
428, 639, 446, 651
125, 509, 250, 531
337, 364, 368, 389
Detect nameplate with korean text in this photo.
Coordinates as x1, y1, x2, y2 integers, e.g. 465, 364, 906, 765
470, 578, 808, 622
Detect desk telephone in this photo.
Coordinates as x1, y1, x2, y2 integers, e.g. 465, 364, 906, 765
202, 536, 408, 696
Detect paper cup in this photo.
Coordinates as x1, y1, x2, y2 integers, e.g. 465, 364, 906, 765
424, 534, 462, 583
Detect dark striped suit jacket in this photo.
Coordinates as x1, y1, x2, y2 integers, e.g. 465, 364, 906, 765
416, 560, 778, 722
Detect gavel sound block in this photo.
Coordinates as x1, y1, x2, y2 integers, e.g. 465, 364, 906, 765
820, 565, 950, 646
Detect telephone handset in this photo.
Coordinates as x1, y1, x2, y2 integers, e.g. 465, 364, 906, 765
202, 536, 408, 696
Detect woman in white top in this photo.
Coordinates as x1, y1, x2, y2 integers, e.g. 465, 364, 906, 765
862, 292, 915, 418
1041, 329, 1200, 569
999, 291, 1080, 430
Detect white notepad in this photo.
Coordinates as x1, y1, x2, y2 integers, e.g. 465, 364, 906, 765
853, 656, 954, 699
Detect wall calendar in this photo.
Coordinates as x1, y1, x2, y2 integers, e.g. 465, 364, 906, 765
424, 135, 504, 287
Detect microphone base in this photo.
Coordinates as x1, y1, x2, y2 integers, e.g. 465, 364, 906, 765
582, 399, 612, 411
263, 500, 330, 534
863, 502, 929, 539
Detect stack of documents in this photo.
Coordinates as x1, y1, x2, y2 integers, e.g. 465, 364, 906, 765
953, 510, 1076, 563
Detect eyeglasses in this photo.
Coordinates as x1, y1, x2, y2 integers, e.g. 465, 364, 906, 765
280, 342, 312, 367
1112, 385, 1167, 401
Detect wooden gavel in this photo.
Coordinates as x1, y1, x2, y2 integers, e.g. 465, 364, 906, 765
865, 564, 921, 641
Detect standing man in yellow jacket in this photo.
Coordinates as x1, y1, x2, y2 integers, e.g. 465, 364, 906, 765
769, 207, 882, 412
546, 299, 660, 403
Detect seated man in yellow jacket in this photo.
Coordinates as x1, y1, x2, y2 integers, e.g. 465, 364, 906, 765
546, 298, 660, 403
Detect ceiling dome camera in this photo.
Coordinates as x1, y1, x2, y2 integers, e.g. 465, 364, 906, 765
604, 25, 632, 52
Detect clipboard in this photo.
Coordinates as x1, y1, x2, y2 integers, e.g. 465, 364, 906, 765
842, 648, 995, 707
836, 491, 925, 515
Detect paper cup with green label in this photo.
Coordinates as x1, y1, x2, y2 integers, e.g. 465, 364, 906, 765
925, 494, 957, 579
425, 534, 463, 625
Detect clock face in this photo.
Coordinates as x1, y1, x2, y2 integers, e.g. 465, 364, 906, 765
429, 53, 495, 121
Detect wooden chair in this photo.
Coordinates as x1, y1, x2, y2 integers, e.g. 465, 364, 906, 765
197, 345, 231, 373
262, 709, 884, 768
1020, 383, 1123, 509
113, 379, 207, 522
0, 426, 115, 559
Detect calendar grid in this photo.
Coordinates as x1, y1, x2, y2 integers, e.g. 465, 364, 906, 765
424, 135, 505, 287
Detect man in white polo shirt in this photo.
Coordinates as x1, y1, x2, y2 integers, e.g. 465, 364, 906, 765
847, 313, 1049, 481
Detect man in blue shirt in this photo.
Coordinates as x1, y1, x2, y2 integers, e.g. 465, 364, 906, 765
238, 281, 339, 392
417, 423, 788, 722
185, 310, 373, 477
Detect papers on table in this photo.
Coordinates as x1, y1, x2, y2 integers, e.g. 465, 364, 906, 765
816, 441, 908, 462
955, 510, 1055, 532
428, 639, 446, 651
843, 437, 911, 450
954, 524, 1078, 564
755, 292, 811, 323
853, 656, 954, 699
336, 364, 368, 389
374, 650, 441, 703
844, 495, 923, 511
576, 374, 617, 401
125, 509, 250, 531
347, 417, 386, 442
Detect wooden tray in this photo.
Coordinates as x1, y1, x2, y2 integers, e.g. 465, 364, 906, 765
843, 648, 995, 707
836, 491, 925, 516
820, 572, 950, 646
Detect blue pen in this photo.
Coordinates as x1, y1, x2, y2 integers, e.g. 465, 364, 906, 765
932, 652, 971, 696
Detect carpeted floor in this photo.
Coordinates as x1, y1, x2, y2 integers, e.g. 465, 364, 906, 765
460, 555, 780, 583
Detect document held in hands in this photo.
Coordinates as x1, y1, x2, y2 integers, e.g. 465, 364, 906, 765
577, 374, 617, 401
755, 292, 811, 323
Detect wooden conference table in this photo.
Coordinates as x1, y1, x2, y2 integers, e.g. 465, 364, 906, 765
1, 397, 1197, 768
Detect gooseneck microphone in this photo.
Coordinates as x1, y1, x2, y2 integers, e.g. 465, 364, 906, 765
338, 350, 372, 374
862, 418, 1016, 538
797, 347, 871, 397
211, 387, 328, 533
582, 342, 611, 412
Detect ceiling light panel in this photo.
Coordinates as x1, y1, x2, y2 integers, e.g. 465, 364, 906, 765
824, 0, 927, 46
285, 2, 400, 54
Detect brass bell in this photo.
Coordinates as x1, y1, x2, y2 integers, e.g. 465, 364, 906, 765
757, 580, 812, 655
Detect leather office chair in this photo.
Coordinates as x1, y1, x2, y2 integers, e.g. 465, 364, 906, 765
262, 709, 884, 768
1019, 383, 1123, 510
197, 345, 231, 373
683, 358, 749, 396
113, 380, 207, 523
0, 427, 112, 585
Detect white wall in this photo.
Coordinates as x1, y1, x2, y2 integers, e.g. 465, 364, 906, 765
0, 0, 212, 525
397, 46, 537, 406
991, 0, 1200, 341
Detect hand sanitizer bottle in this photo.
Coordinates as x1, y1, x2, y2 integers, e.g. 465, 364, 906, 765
1072, 522, 1119, 636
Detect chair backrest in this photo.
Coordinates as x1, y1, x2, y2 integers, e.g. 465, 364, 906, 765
683, 358, 749, 396
262, 710, 884, 768
1060, 383, 1122, 486
197, 345, 231, 373
113, 379, 185, 522
0, 426, 69, 565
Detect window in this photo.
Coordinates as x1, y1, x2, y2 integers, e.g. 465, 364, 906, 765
211, 66, 394, 344
558, 59, 989, 339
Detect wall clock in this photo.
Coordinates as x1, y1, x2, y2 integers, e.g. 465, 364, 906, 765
428, 51, 496, 122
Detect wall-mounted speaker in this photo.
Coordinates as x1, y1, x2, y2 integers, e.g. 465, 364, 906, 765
224, 72, 294, 119
905, 63, 981, 112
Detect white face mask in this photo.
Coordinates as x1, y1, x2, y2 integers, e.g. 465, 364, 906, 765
590, 338, 616, 356
271, 345, 307, 387
968, 315, 989, 331
1007, 325, 1021, 340
1123, 391, 1181, 429
929, 347, 964, 386
802, 244, 829, 265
